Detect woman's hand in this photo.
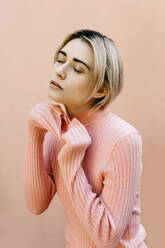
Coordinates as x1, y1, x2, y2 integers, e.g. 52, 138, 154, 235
28, 102, 70, 139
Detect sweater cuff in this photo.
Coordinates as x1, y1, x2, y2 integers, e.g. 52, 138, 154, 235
61, 117, 92, 148
27, 119, 47, 138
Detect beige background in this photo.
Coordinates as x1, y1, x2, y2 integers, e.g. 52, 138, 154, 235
0, 1, 164, 247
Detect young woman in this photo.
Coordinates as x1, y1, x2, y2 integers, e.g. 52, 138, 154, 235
24, 29, 147, 248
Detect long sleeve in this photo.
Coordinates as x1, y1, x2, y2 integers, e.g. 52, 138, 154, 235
24, 120, 57, 215
57, 118, 142, 248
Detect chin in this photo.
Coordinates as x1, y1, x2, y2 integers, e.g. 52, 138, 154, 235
48, 91, 65, 105
48, 91, 59, 101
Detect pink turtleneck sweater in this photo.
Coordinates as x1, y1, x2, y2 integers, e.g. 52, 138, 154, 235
24, 102, 147, 248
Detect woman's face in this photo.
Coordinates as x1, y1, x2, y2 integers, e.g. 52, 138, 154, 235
48, 38, 100, 117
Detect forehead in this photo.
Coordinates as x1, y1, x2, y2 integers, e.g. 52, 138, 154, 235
60, 38, 94, 67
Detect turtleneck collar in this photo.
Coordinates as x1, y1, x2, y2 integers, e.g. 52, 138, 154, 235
62, 104, 111, 127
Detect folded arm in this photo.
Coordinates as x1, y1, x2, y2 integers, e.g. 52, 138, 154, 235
58, 118, 142, 248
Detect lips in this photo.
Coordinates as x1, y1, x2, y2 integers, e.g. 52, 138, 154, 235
50, 80, 63, 90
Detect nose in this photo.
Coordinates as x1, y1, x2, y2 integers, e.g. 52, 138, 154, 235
56, 64, 66, 80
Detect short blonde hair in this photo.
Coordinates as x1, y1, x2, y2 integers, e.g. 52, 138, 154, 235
53, 29, 124, 111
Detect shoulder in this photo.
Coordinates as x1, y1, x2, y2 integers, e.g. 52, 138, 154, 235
99, 112, 142, 150
104, 112, 140, 135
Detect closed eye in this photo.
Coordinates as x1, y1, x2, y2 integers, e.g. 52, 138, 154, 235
56, 60, 82, 73
73, 68, 82, 73
57, 60, 64, 63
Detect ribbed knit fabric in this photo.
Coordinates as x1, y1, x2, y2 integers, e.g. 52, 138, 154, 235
24, 102, 147, 248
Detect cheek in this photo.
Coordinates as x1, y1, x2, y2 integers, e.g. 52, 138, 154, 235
74, 75, 92, 90
65, 73, 94, 99
76, 82, 91, 97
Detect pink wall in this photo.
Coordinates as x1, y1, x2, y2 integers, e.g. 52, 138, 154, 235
1, 1, 164, 247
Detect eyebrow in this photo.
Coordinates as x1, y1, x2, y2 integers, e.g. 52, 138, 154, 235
57, 50, 91, 71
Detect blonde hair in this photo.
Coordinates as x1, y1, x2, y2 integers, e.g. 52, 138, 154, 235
53, 29, 124, 112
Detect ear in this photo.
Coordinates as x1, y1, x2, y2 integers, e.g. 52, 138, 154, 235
93, 86, 107, 99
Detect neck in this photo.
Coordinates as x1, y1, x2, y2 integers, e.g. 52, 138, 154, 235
60, 103, 111, 127
65, 104, 94, 120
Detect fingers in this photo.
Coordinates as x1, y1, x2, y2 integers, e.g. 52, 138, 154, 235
28, 102, 70, 140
